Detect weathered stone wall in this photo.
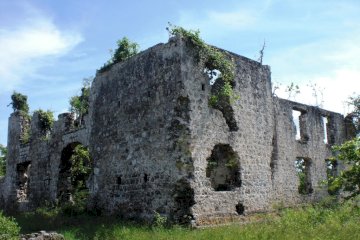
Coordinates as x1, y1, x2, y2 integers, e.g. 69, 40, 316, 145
0, 36, 353, 225
0, 111, 90, 212
87, 38, 194, 222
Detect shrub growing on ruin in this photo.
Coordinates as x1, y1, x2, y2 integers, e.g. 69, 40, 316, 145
9, 91, 29, 113
97, 37, 139, 73
64, 145, 92, 215
167, 24, 236, 106
69, 78, 92, 124
35, 109, 54, 134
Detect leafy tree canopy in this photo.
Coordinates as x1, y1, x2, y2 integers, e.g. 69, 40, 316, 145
330, 138, 360, 199
98, 37, 139, 73
69, 78, 92, 122
349, 95, 360, 133
35, 109, 54, 133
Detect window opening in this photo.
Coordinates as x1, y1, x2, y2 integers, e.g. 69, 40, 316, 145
16, 161, 31, 202
325, 159, 338, 195
206, 144, 241, 191
295, 157, 313, 194
292, 110, 301, 140
322, 116, 328, 144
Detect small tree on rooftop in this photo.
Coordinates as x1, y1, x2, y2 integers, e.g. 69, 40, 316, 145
98, 37, 139, 73
8, 91, 29, 113
69, 78, 92, 125
112, 37, 139, 63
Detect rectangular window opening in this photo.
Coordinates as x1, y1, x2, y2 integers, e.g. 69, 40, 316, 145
295, 157, 313, 195
292, 110, 302, 140
325, 159, 338, 195
16, 161, 31, 202
322, 116, 329, 144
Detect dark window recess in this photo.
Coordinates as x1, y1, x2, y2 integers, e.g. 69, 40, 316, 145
295, 157, 313, 195
16, 161, 31, 202
206, 144, 241, 191
144, 173, 148, 183
117, 176, 122, 185
201, 84, 205, 91
325, 159, 338, 195
235, 202, 245, 215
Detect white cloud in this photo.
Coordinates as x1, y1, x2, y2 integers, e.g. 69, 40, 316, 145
269, 27, 360, 115
0, 10, 83, 94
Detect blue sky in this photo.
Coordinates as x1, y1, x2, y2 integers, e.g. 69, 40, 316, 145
1, 0, 360, 146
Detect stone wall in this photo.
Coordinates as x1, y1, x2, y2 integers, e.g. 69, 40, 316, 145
0, 36, 353, 226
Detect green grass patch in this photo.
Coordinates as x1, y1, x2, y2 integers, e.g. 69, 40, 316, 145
12, 198, 360, 240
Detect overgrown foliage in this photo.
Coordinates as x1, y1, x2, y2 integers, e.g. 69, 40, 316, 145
0, 211, 20, 240
66, 145, 92, 215
35, 109, 54, 134
8, 91, 29, 113
167, 24, 236, 106
69, 78, 92, 124
0, 144, 7, 176
349, 95, 360, 133
98, 37, 139, 73
329, 137, 360, 199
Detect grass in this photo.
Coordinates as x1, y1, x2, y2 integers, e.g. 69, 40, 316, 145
12, 198, 360, 240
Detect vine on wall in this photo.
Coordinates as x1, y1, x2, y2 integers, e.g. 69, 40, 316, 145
167, 24, 237, 106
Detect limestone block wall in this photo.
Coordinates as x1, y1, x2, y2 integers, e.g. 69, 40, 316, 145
0, 36, 353, 225
181, 47, 275, 225
1, 111, 90, 211
88, 37, 194, 222
271, 99, 346, 205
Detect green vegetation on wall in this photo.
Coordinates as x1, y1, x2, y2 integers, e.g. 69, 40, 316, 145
69, 78, 92, 125
329, 137, 360, 199
0, 144, 7, 176
98, 37, 139, 73
167, 24, 236, 106
35, 109, 54, 134
9, 91, 29, 113
65, 145, 92, 215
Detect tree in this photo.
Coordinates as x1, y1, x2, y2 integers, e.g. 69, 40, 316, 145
98, 37, 139, 73
327, 94, 360, 199
0, 144, 6, 176
112, 37, 139, 63
8, 91, 29, 113
348, 95, 360, 133
35, 109, 54, 134
69, 78, 92, 125
329, 138, 360, 199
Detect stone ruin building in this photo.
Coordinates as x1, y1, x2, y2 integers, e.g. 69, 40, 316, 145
0, 36, 355, 226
